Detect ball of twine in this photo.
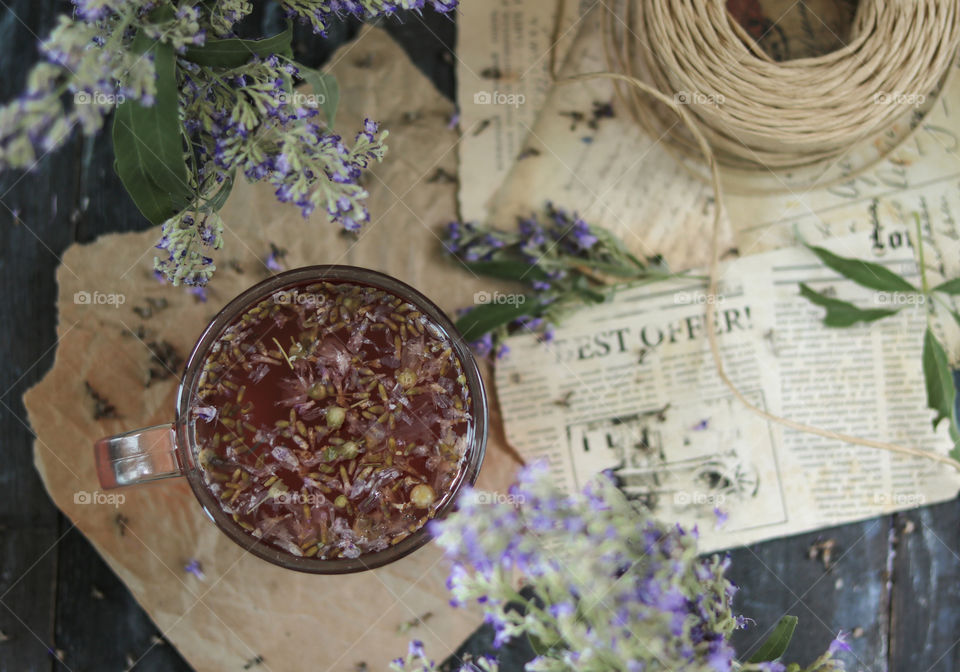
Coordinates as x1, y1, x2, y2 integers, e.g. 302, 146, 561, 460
603, 0, 960, 175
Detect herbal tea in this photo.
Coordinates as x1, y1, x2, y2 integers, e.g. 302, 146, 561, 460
190, 280, 473, 560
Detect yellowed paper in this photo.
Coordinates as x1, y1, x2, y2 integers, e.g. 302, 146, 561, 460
24, 28, 517, 672
494, 233, 960, 552
727, 59, 960, 268
456, 0, 591, 221
483, 7, 732, 271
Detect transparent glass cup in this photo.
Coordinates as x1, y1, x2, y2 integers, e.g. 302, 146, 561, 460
94, 266, 488, 574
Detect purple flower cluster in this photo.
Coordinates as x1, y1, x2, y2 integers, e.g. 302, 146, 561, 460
154, 211, 224, 286
178, 54, 386, 233
279, 0, 457, 36
423, 463, 847, 672
446, 203, 599, 271
447, 205, 649, 357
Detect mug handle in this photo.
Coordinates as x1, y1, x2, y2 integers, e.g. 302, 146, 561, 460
95, 424, 183, 489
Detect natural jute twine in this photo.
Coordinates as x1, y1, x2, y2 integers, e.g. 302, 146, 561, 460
555, 0, 960, 470
603, 0, 960, 174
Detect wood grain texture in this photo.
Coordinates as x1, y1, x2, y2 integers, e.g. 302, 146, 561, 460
0, 2, 84, 670
890, 501, 960, 672
728, 518, 891, 671
54, 523, 192, 672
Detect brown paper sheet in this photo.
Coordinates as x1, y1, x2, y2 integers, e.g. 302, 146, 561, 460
24, 27, 518, 672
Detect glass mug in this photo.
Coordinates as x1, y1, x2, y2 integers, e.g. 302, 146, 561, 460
95, 266, 488, 574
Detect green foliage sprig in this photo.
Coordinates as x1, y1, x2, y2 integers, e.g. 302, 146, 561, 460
446, 204, 690, 358
798, 214, 960, 461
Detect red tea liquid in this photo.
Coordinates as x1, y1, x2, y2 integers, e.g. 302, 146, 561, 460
190, 280, 473, 560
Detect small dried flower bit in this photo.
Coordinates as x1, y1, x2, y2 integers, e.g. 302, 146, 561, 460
396, 368, 417, 389
241, 655, 264, 670
114, 513, 129, 536
265, 243, 286, 272
326, 406, 346, 430
808, 538, 837, 570
184, 558, 205, 580
410, 484, 436, 508
84, 382, 118, 420
144, 340, 183, 388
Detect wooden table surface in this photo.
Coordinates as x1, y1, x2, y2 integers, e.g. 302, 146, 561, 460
1, 2, 958, 671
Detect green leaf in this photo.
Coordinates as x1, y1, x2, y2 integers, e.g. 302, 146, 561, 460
455, 300, 540, 342
922, 327, 957, 433
112, 36, 191, 224
183, 23, 293, 67
748, 615, 798, 663
527, 632, 564, 656
112, 158, 175, 225
806, 244, 917, 293
933, 278, 960, 295
799, 283, 899, 327
145, 4, 176, 22
462, 260, 550, 284
205, 172, 235, 211
572, 275, 606, 303
298, 68, 340, 127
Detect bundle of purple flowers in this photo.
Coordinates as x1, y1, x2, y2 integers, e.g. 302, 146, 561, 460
446, 205, 677, 358
0, 0, 455, 286
390, 463, 849, 672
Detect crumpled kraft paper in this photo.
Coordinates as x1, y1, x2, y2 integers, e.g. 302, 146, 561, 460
24, 27, 518, 672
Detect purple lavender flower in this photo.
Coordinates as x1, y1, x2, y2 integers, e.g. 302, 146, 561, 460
445, 204, 650, 358
470, 333, 494, 358
184, 558, 205, 579
569, 217, 598, 250
265, 245, 285, 272
193, 406, 217, 422
828, 632, 852, 655
757, 662, 787, 672
713, 507, 729, 528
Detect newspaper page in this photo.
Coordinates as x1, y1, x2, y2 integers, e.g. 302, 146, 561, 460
493, 232, 960, 552
455, 0, 592, 221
